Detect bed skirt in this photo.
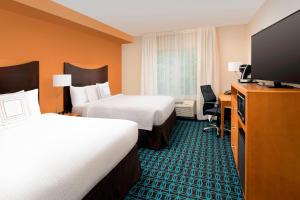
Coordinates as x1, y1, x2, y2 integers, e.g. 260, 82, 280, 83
138, 109, 176, 149
83, 145, 141, 200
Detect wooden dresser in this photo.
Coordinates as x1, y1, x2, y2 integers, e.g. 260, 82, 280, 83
230, 83, 300, 200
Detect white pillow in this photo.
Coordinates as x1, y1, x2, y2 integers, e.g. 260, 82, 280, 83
25, 89, 41, 117
97, 82, 111, 98
70, 86, 89, 107
85, 85, 99, 102
0, 91, 30, 126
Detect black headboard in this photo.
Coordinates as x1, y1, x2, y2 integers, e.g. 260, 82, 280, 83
63, 62, 108, 112
0, 61, 39, 94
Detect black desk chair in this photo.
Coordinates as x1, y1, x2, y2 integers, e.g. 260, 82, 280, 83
200, 85, 220, 136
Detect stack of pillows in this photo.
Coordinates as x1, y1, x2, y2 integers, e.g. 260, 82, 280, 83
0, 89, 41, 126
70, 82, 111, 107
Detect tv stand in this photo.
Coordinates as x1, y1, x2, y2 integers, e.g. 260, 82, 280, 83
231, 83, 300, 199
268, 81, 294, 88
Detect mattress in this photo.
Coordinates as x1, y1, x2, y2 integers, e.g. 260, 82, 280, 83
0, 114, 138, 200
73, 94, 175, 131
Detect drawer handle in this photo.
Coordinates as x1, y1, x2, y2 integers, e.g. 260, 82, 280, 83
231, 145, 235, 148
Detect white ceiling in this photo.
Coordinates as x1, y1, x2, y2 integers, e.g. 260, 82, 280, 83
54, 0, 265, 36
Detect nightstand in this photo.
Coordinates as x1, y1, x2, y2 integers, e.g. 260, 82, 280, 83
61, 112, 81, 117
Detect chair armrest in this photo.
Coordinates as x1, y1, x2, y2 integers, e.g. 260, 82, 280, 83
204, 101, 219, 107
204, 101, 216, 104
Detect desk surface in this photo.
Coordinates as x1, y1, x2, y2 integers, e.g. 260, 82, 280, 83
219, 93, 231, 102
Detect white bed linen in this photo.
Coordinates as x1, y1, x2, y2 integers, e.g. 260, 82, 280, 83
74, 94, 175, 131
0, 114, 138, 200
72, 103, 89, 115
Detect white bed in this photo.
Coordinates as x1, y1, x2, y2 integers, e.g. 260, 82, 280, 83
0, 114, 138, 200
73, 94, 175, 131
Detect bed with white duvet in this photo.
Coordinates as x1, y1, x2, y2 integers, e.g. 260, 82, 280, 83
64, 62, 176, 149
0, 114, 138, 200
73, 94, 175, 131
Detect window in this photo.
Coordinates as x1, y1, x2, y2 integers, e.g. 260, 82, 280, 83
156, 31, 197, 99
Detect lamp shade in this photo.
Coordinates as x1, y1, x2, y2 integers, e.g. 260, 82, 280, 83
53, 74, 71, 87
228, 62, 241, 72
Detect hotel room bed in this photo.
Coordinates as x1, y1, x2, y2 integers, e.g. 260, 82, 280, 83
0, 61, 141, 200
64, 62, 176, 149
73, 94, 175, 131
0, 114, 139, 200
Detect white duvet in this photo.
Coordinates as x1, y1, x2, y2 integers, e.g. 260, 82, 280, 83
0, 114, 138, 200
75, 94, 175, 131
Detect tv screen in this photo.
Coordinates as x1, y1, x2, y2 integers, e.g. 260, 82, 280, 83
251, 10, 300, 84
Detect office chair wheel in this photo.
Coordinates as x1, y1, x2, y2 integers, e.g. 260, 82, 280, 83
203, 127, 212, 132
216, 127, 220, 136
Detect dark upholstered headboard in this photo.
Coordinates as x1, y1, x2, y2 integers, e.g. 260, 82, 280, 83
0, 61, 39, 94
63, 62, 108, 112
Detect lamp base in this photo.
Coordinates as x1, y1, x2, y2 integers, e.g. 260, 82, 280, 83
55, 95, 59, 113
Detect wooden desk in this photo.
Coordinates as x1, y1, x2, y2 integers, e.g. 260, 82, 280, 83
218, 93, 231, 139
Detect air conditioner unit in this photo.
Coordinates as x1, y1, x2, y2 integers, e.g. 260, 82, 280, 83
175, 100, 196, 118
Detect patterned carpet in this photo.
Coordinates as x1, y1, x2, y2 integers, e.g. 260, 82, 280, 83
125, 119, 244, 200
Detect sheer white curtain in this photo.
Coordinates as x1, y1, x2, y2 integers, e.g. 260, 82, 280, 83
196, 27, 220, 119
141, 34, 158, 95
141, 27, 219, 119
156, 30, 197, 99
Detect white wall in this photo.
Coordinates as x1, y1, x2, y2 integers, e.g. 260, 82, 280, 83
122, 37, 142, 95
217, 25, 248, 92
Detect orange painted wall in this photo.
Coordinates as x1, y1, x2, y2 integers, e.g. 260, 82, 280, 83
0, 6, 125, 113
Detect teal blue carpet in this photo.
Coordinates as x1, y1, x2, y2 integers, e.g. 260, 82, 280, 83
125, 119, 243, 200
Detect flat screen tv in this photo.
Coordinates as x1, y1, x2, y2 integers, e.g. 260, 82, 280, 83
251, 10, 300, 87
